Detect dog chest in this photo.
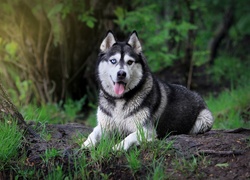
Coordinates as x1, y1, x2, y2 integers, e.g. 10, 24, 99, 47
98, 97, 150, 133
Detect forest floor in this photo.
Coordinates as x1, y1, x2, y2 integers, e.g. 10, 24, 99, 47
2, 123, 249, 179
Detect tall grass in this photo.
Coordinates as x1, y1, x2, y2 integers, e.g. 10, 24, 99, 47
206, 83, 250, 129
20, 97, 86, 124
0, 118, 23, 169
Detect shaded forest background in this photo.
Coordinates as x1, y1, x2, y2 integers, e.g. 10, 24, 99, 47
0, 0, 249, 121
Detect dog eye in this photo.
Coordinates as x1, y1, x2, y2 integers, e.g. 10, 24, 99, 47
110, 59, 117, 64
127, 60, 134, 65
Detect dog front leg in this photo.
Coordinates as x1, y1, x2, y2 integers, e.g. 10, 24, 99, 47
82, 125, 103, 148
113, 127, 156, 151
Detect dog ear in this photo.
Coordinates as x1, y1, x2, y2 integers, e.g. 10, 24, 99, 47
100, 31, 116, 52
127, 31, 142, 54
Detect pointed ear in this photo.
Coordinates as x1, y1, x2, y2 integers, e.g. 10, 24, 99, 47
127, 31, 142, 54
100, 31, 116, 52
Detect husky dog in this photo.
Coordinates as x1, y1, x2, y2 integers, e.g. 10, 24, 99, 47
83, 31, 213, 151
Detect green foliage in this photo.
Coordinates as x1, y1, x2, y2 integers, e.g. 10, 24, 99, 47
46, 166, 64, 180
20, 97, 86, 124
78, 10, 97, 28
206, 83, 250, 129
47, 1, 97, 45
0, 119, 22, 168
15, 168, 40, 180
211, 56, 250, 85
114, 3, 178, 72
62, 96, 86, 121
126, 148, 141, 174
42, 148, 60, 166
5, 41, 18, 58
89, 131, 118, 163
172, 155, 209, 176
147, 159, 165, 180
114, 0, 213, 72
8, 79, 33, 104
85, 111, 97, 127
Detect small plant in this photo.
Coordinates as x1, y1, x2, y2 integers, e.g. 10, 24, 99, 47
89, 131, 117, 162
172, 156, 199, 174
147, 158, 166, 180
46, 165, 64, 180
62, 96, 86, 122
125, 147, 142, 174
35, 121, 52, 141
41, 148, 60, 166
215, 163, 229, 168
77, 153, 91, 179
172, 155, 210, 177
15, 168, 40, 179
0, 118, 22, 169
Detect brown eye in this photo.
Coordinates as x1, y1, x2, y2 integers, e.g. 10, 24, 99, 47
127, 60, 134, 65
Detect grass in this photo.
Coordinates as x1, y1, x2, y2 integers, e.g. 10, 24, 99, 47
88, 131, 118, 162
125, 147, 142, 174
147, 159, 166, 180
20, 97, 86, 124
171, 155, 210, 179
206, 82, 250, 129
0, 118, 23, 170
47, 166, 64, 180
41, 148, 60, 166
204, 54, 250, 129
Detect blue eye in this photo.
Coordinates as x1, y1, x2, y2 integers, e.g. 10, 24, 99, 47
110, 59, 117, 64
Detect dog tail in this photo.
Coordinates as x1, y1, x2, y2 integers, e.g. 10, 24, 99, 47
189, 109, 214, 134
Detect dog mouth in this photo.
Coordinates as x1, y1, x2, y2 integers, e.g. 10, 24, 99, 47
110, 76, 127, 95
113, 81, 126, 95
110, 77, 126, 95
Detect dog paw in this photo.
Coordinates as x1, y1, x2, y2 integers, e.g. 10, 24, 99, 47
112, 141, 128, 151
112, 144, 123, 151
81, 139, 94, 149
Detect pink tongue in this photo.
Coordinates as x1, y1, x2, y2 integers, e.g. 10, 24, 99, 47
114, 83, 125, 95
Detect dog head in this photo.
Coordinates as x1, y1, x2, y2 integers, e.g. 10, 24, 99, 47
97, 31, 145, 98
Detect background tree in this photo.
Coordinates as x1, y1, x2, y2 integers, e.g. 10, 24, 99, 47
0, 0, 249, 110
0, 0, 122, 106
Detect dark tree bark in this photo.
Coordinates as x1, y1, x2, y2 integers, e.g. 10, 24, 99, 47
208, 7, 234, 65
184, 0, 196, 89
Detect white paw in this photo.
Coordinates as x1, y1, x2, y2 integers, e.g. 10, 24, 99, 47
112, 142, 125, 151
81, 139, 95, 149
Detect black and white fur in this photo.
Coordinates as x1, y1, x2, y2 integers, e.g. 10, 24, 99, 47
83, 31, 214, 151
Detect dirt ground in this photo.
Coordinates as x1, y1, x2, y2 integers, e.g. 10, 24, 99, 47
165, 128, 250, 179
2, 123, 248, 180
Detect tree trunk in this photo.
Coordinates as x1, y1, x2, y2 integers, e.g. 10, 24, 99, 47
184, 0, 196, 89
208, 7, 234, 65
0, 0, 123, 107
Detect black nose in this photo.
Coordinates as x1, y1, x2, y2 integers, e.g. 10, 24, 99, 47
117, 70, 126, 79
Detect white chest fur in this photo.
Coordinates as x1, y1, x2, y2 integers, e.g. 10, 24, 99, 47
97, 97, 150, 135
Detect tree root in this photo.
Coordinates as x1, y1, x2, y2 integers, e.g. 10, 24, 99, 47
196, 149, 244, 156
